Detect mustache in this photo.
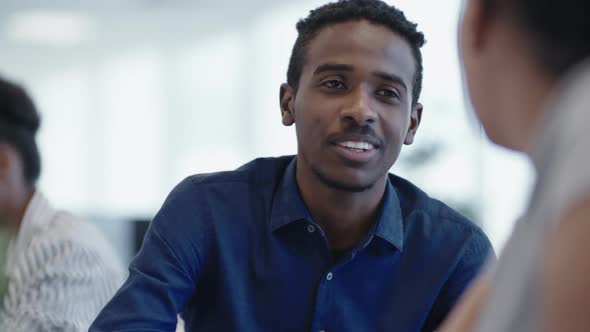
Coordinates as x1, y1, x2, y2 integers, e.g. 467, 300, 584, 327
327, 124, 383, 147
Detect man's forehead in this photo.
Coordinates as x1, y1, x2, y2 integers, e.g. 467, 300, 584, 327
303, 20, 416, 80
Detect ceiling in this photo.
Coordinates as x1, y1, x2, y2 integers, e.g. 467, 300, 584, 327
0, 0, 294, 49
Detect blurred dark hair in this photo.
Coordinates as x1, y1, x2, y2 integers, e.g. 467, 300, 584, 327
484, 0, 590, 76
0, 77, 41, 186
287, 0, 426, 105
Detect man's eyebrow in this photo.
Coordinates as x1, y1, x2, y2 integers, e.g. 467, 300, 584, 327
373, 71, 408, 92
313, 63, 354, 75
312, 64, 409, 92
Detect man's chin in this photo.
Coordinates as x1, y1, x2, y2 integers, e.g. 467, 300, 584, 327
313, 167, 375, 193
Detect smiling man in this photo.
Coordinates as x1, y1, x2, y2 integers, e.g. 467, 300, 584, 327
91, 1, 492, 331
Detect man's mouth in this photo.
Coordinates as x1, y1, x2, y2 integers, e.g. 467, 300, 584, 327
335, 141, 376, 152
330, 137, 380, 164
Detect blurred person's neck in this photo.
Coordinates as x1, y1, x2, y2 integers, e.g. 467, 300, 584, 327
1, 187, 34, 234
503, 63, 555, 153
0, 145, 36, 233
494, 22, 557, 153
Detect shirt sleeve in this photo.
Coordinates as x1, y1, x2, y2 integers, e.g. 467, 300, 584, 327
421, 228, 495, 332
90, 178, 205, 332
0, 238, 124, 332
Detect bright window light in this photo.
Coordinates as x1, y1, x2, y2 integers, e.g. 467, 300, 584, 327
4, 11, 95, 45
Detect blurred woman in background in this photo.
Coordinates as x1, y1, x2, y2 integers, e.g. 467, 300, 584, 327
0, 76, 125, 331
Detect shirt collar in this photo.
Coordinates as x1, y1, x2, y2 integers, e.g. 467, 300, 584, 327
269, 157, 404, 251
269, 158, 310, 232
372, 177, 404, 251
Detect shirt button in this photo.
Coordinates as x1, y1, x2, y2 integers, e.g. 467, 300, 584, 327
307, 225, 315, 233
326, 272, 333, 281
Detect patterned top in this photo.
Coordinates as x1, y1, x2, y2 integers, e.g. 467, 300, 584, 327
0, 191, 125, 331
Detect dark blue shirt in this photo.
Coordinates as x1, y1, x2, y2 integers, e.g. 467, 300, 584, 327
91, 156, 493, 332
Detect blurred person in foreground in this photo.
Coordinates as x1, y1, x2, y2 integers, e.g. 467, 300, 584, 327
0, 76, 125, 331
91, 1, 493, 331
439, 0, 590, 331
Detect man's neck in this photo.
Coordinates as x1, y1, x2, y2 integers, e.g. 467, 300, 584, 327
296, 163, 387, 251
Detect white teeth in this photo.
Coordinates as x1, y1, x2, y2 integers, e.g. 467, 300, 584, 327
339, 141, 374, 150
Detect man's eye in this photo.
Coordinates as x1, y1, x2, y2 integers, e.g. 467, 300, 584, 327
321, 80, 346, 89
376, 89, 400, 99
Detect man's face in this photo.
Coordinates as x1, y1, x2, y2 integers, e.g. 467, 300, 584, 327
281, 20, 422, 192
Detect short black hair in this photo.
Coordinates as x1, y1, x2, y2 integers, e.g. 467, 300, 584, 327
0, 77, 41, 186
485, 0, 590, 76
287, 0, 426, 105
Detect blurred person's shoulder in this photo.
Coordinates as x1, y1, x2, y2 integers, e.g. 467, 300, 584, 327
41, 210, 125, 271
4, 192, 121, 280
529, 58, 590, 226
2, 193, 125, 331
23, 204, 126, 284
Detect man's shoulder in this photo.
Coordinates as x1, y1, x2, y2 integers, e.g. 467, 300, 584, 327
180, 155, 294, 191
389, 173, 486, 237
157, 155, 294, 219
389, 174, 494, 270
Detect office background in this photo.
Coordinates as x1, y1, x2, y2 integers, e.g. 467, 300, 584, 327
0, 0, 533, 263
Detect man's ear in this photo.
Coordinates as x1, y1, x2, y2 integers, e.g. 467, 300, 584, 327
404, 103, 423, 145
279, 83, 295, 126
